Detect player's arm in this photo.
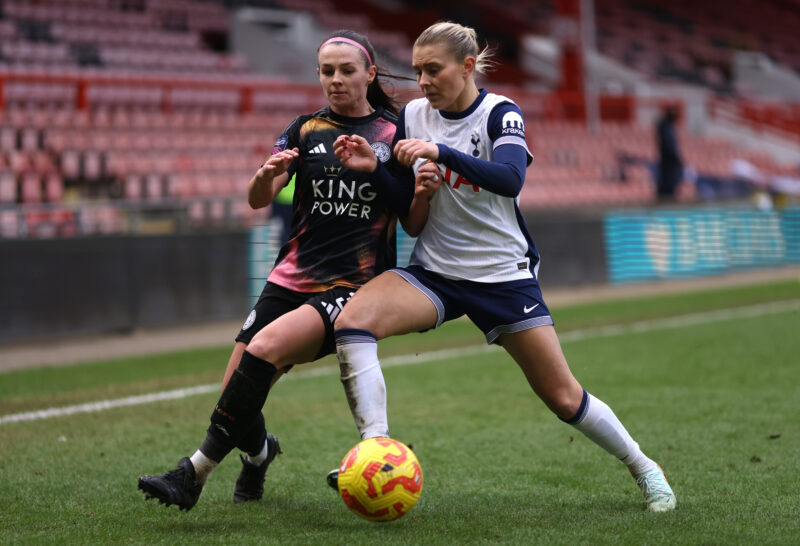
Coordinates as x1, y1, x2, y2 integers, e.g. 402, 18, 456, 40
435, 142, 527, 197
402, 161, 442, 237
334, 109, 425, 236
249, 122, 302, 209
334, 139, 417, 226
335, 138, 428, 236
394, 103, 532, 198
248, 147, 299, 209
248, 170, 288, 210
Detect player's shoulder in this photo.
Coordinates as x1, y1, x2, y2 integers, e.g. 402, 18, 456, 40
287, 107, 330, 129
486, 94, 524, 125
377, 106, 399, 125
483, 92, 521, 114
483, 93, 528, 144
400, 99, 433, 125
304, 107, 332, 124
403, 97, 431, 115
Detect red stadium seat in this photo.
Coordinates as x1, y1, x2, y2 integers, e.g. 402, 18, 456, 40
124, 173, 143, 200
144, 173, 163, 200
0, 209, 21, 237
0, 170, 17, 203
0, 126, 17, 152
20, 172, 42, 203
43, 172, 64, 202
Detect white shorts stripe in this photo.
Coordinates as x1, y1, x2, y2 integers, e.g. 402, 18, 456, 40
389, 268, 446, 328
486, 315, 554, 344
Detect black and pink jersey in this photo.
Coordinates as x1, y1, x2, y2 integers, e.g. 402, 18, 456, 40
267, 106, 405, 293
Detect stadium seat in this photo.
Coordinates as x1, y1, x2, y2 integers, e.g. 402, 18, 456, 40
124, 173, 143, 200
44, 172, 64, 202
20, 172, 42, 203
0, 209, 21, 237
0, 0, 794, 236
0, 171, 17, 203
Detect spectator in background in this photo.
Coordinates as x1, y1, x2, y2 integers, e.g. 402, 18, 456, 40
655, 106, 683, 203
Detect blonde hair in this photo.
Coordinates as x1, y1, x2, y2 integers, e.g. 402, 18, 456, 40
414, 21, 496, 74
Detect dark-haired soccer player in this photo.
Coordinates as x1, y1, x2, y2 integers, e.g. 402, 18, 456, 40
138, 30, 424, 511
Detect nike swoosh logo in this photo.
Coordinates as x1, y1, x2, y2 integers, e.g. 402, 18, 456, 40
524, 304, 540, 313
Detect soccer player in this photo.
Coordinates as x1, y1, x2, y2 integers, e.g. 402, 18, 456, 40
138, 30, 423, 511
330, 21, 677, 512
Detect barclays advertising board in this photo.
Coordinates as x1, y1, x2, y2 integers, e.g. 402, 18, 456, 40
604, 206, 800, 283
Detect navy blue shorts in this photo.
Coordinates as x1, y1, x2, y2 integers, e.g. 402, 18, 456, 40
392, 265, 554, 344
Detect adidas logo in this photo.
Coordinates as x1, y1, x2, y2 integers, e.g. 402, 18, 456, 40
309, 143, 327, 154
324, 302, 341, 322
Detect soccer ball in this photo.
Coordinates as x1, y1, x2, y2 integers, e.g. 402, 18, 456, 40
336, 437, 423, 522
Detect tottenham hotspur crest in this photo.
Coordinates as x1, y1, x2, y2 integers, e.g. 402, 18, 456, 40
371, 142, 391, 163
470, 132, 481, 157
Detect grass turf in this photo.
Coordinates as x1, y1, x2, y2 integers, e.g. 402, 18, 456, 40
0, 278, 798, 544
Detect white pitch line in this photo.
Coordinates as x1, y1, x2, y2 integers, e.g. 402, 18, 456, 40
2, 299, 798, 426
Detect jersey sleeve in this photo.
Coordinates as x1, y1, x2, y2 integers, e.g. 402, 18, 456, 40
434, 102, 531, 198
369, 106, 413, 216
393, 107, 407, 145
270, 116, 303, 179
487, 102, 533, 165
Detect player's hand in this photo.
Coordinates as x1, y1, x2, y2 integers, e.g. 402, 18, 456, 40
394, 139, 438, 167
256, 147, 299, 179
415, 160, 443, 199
333, 134, 378, 172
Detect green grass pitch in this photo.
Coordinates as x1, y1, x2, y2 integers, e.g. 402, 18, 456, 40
1, 278, 799, 544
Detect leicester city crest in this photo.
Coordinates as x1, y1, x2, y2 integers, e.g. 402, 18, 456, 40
370, 141, 391, 163
242, 310, 256, 330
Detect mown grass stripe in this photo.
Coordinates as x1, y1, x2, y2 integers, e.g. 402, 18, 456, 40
2, 299, 798, 425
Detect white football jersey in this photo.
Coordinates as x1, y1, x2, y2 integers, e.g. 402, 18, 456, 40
404, 92, 537, 283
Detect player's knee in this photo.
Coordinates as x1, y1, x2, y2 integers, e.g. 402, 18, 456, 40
333, 306, 356, 330
246, 333, 290, 369
543, 389, 583, 420
335, 301, 374, 331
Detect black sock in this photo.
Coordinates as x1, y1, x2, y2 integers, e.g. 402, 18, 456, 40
200, 351, 277, 462
237, 412, 268, 456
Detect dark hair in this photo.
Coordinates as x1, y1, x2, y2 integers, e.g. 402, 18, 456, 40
317, 29, 405, 115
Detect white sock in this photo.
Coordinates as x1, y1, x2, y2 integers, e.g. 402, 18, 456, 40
569, 391, 657, 477
189, 450, 218, 485
335, 330, 389, 439
246, 438, 270, 466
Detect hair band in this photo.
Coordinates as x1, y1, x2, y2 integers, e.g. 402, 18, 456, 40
321, 37, 373, 66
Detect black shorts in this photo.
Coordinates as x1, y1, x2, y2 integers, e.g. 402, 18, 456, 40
235, 282, 357, 360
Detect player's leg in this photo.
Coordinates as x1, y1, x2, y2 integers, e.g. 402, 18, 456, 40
223, 343, 290, 504
334, 270, 439, 440
246, 303, 326, 365
221, 341, 246, 390
191, 305, 324, 479
335, 271, 439, 339
225, 302, 331, 504
139, 303, 324, 510
215, 337, 292, 503
221, 284, 301, 466
499, 326, 676, 512
138, 335, 284, 511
